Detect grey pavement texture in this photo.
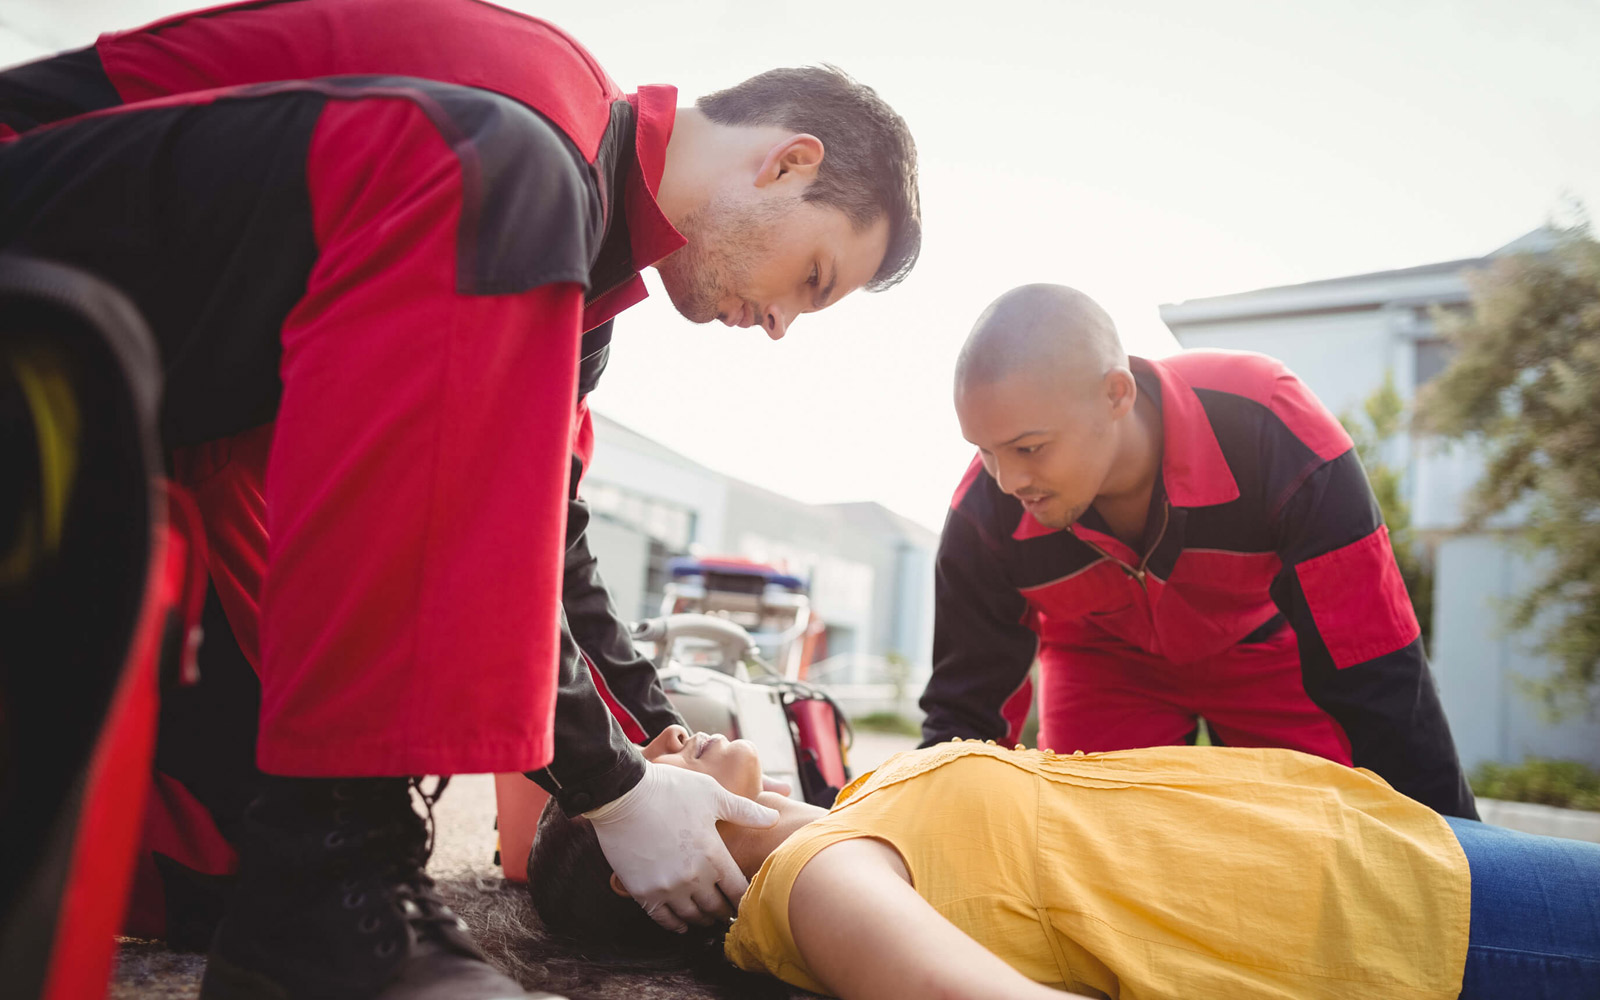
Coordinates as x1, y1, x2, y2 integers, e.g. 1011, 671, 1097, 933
110, 733, 921, 998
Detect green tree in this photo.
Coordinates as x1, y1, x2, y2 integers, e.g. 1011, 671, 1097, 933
1340, 373, 1434, 651
1417, 223, 1600, 718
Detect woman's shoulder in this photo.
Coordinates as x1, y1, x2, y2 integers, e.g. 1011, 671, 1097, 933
832, 739, 1040, 808
724, 812, 883, 992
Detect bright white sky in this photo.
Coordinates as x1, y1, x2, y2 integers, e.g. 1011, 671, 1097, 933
4, 0, 1597, 531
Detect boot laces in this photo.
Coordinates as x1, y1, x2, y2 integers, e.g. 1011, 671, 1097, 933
326, 776, 471, 960
408, 775, 449, 862
391, 777, 473, 951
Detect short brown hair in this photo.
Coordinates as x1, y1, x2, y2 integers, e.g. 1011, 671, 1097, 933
697, 66, 921, 290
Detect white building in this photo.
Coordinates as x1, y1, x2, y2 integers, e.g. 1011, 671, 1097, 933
1160, 230, 1600, 770
580, 411, 938, 709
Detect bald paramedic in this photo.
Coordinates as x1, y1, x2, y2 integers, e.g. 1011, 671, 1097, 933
0, 3, 921, 997
921, 284, 1475, 819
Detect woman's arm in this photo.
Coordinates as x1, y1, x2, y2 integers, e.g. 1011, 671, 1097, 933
788, 838, 1068, 1000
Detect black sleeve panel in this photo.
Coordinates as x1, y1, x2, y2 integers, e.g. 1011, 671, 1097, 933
576, 321, 613, 396
525, 604, 647, 817
227, 76, 604, 298
0, 90, 323, 448
0, 45, 123, 134
563, 490, 685, 739
919, 507, 1038, 747
416, 79, 601, 297
1270, 452, 1478, 818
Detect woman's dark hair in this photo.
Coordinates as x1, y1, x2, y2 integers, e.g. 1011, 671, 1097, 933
525, 800, 793, 998
696, 65, 921, 291
527, 798, 688, 954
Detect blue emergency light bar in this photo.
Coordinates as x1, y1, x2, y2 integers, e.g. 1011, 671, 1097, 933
667, 557, 805, 592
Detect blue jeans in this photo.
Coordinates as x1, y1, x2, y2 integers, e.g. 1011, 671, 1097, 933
1449, 816, 1600, 999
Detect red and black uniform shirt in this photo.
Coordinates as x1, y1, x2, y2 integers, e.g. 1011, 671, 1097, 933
0, 0, 687, 809
923, 351, 1477, 818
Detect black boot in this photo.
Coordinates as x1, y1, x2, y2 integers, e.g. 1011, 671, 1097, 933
199, 776, 563, 1000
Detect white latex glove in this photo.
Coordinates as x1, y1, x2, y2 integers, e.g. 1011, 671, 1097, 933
584, 760, 779, 932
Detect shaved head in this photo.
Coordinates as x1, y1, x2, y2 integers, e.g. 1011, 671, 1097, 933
953, 285, 1149, 531
954, 284, 1127, 394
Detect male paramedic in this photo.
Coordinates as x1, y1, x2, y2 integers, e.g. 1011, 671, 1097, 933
922, 284, 1476, 819
0, 0, 797, 773
0, 2, 708, 942
0, 4, 922, 999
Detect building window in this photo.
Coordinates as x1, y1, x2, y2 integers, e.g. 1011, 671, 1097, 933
1414, 337, 1456, 388
642, 538, 679, 619
582, 480, 696, 551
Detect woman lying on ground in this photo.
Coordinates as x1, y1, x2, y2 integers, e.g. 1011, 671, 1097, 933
529, 725, 1600, 1000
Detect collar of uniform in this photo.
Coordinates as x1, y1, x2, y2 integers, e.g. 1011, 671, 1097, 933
1133, 355, 1240, 508
583, 86, 686, 331
624, 85, 686, 269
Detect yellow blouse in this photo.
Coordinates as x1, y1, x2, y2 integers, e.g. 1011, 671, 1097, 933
725, 741, 1470, 999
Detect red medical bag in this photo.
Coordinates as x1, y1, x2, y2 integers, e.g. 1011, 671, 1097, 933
0, 256, 207, 1000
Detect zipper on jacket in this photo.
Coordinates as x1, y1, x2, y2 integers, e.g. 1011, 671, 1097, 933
1134, 500, 1172, 585
1074, 500, 1171, 591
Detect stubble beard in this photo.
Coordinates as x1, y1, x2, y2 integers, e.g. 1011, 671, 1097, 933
1033, 497, 1089, 532
657, 195, 783, 324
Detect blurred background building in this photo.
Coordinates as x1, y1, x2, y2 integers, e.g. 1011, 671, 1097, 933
1161, 228, 1600, 770
582, 412, 938, 716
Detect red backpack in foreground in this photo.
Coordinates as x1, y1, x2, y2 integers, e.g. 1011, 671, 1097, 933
0, 255, 207, 1000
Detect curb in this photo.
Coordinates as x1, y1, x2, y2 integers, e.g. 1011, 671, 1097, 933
1476, 797, 1600, 843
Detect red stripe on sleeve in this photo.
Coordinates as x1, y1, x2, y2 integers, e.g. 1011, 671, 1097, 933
254, 98, 583, 776
572, 399, 596, 483
584, 649, 648, 743
1295, 525, 1420, 669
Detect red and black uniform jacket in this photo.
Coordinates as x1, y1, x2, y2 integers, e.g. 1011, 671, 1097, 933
0, 0, 683, 814
922, 351, 1478, 818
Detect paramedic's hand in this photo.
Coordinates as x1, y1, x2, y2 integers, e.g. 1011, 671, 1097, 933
584, 760, 779, 932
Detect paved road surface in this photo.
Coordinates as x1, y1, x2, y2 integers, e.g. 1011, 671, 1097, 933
110, 732, 920, 997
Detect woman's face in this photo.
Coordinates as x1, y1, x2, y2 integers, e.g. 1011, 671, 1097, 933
642, 725, 764, 801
